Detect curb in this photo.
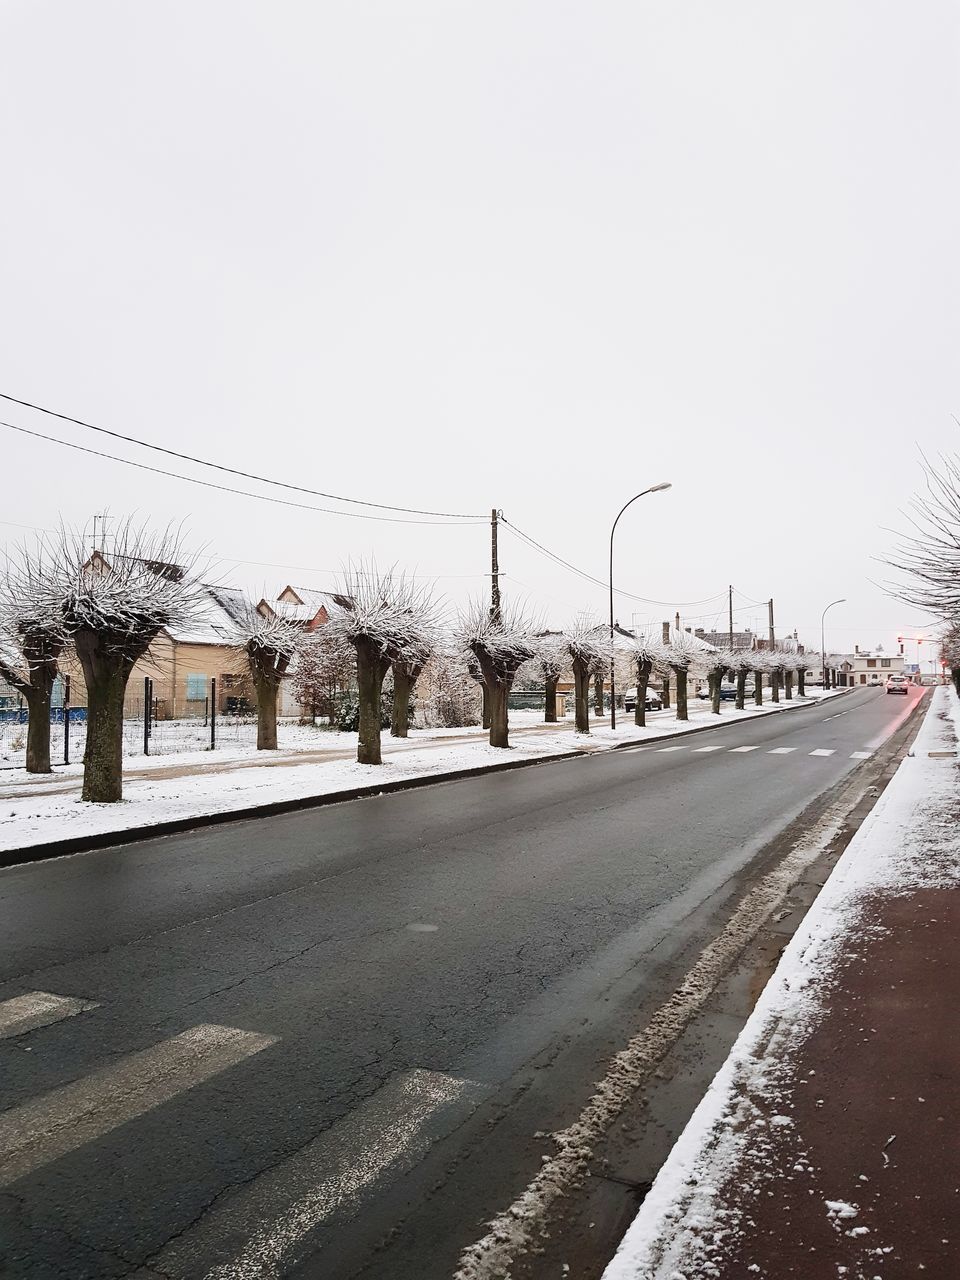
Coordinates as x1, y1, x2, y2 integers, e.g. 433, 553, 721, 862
1, 690, 854, 870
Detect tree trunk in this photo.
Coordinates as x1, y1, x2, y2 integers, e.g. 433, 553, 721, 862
81, 669, 128, 802
355, 638, 389, 765
253, 673, 280, 749
24, 682, 54, 774
635, 660, 652, 727
953, 668, 960, 696
674, 667, 688, 721
488, 681, 510, 748
735, 669, 748, 711
771, 670, 781, 703
754, 671, 763, 705
544, 673, 558, 723
710, 671, 721, 714
784, 670, 794, 700
661, 671, 671, 709
481, 683, 491, 730
391, 664, 420, 737
572, 656, 591, 733
593, 671, 604, 716
797, 667, 806, 697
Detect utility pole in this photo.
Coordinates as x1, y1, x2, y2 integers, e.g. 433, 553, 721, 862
728, 585, 734, 650
490, 508, 501, 626
768, 598, 775, 649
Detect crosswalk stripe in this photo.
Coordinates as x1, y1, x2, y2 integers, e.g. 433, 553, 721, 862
0, 992, 99, 1041
692, 745, 725, 753
153, 1069, 483, 1280
809, 749, 836, 757
656, 745, 687, 752
850, 751, 872, 759
729, 746, 760, 753
768, 748, 796, 754
0, 1023, 277, 1188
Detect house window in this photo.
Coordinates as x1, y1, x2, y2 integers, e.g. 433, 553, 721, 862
881, 658, 891, 668
866, 658, 876, 668
186, 674, 206, 700
860, 674, 867, 683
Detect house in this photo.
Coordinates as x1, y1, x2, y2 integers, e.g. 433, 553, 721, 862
257, 585, 353, 630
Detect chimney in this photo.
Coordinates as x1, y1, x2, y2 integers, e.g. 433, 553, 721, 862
854, 644, 859, 655
662, 620, 671, 644
675, 611, 681, 632
695, 627, 705, 639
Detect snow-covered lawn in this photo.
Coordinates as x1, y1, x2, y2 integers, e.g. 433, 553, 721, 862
0, 689, 846, 854
601, 685, 959, 1280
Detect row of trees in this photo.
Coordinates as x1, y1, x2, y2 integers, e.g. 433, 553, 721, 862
0, 520, 817, 800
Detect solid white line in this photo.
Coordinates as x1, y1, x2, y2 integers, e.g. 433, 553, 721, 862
768, 748, 796, 754
809, 749, 836, 757
0, 1023, 277, 1188
728, 746, 760, 753
692, 745, 725, 753
0, 992, 99, 1041
850, 751, 872, 759
154, 1069, 482, 1280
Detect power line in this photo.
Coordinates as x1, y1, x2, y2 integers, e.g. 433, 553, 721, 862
500, 516, 728, 608
1, 421, 488, 528
0, 390, 484, 520
218, 555, 499, 579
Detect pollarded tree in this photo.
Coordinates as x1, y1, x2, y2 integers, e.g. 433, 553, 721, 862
767, 650, 786, 703
329, 564, 439, 764
390, 624, 437, 737
941, 623, 960, 696
238, 609, 302, 749
752, 651, 770, 706
48, 518, 204, 802
665, 630, 702, 722
631, 636, 667, 727
566, 621, 602, 734
416, 647, 482, 728
530, 632, 568, 724
726, 649, 756, 711
460, 601, 536, 748
0, 539, 68, 774
292, 622, 356, 724
703, 648, 736, 715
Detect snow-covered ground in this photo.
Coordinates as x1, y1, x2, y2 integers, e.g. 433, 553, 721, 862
0, 690, 844, 854
601, 685, 960, 1280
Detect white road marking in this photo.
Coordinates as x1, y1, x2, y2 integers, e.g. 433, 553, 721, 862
656, 745, 687, 752
692, 745, 725, 753
152, 1069, 482, 1280
0, 1023, 277, 1188
0, 991, 99, 1041
809, 749, 836, 757
850, 751, 872, 759
768, 747, 796, 754
729, 746, 760, 753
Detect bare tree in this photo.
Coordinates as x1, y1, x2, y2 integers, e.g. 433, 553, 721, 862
566, 621, 602, 734
46, 518, 204, 802
726, 649, 756, 711
752, 652, 769, 706
459, 601, 536, 748
766, 650, 785, 703
417, 648, 482, 728
664, 630, 702, 722
0, 538, 68, 773
238, 609, 302, 749
941, 624, 960, 696
330, 564, 438, 764
631, 636, 667, 727
703, 648, 735, 714
292, 623, 356, 724
886, 450, 960, 617
530, 632, 568, 723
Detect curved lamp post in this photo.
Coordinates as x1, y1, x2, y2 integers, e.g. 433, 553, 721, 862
609, 483, 672, 729
820, 598, 845, 691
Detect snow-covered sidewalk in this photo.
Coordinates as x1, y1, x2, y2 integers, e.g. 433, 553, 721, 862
603, 685, 960, 1280
1, 691, 841, 856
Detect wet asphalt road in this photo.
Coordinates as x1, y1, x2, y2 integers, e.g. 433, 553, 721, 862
0, 686, 924, 1280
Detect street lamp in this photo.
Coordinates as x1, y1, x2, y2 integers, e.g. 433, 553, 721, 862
820, 598, 845, 691
609, 483, 672, 730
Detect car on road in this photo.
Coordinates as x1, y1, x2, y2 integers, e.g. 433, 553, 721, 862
697, 681, 738, 701
624, 687, 663, 712
867, 676, 881, 686
885, 674, 910, 695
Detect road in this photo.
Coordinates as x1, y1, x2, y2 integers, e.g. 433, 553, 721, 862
0, 685, 925, 1280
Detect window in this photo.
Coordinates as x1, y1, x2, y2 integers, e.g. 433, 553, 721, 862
881, 658, 891, 668
866, 658, 876, 668
860, 674, 867, 683
186, 673, 206, 700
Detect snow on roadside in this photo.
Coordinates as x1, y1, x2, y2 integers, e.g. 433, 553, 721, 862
601, 686, 960, 1280
0, 691, 842, 854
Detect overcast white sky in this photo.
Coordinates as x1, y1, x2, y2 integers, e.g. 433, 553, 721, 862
2, 2, 958, 662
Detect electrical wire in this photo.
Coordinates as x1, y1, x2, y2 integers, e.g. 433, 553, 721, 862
0, 390, 484, 520
1, 421, 489, 528
218, 555, 498, 579
500, 516, 728, 608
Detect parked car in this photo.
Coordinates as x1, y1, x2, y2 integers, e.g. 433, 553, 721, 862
885, 674, 910, 695
866, 676, 881, 686
697, 681, 738, 701
624, 687, 663, 712
920, 674, 940, 686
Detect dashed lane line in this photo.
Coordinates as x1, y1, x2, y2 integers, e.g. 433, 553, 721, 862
692, 745, 726, 753
768, 748, 796, 754
850, 751, 872, 760
0, 992, 99, 1041
809, 749, 836, 757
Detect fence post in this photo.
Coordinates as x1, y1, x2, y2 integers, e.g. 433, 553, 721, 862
63, 675, 71, 766
210, 678, 216, 750
204, 696, 208, 727
143, 676, 152, 755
